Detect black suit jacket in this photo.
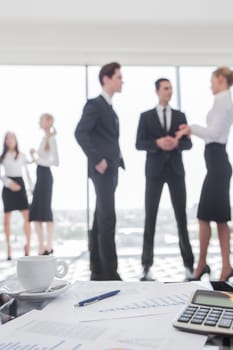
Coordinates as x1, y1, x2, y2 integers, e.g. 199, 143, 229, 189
75, 95, 125, 173
136, 108, 192, 177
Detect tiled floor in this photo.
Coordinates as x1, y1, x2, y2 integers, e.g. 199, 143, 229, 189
0, 230, 227, 286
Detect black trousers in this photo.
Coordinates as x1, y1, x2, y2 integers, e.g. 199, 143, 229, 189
142, 163, 194, 270
89, 167, 118, 278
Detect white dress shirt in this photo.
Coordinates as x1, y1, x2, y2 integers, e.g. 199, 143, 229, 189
0, 152, 30, 188
156, 104, 172, 132
37, 135, 59, 167
191, 90, 233, 144
101, 90, 112, 105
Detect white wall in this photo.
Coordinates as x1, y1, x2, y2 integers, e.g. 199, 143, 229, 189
0, 0, 232, 65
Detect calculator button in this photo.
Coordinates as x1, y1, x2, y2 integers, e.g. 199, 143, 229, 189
196, 314, 207, 319
180, 313, 192, 319
186, 308, 197, 313
194, 314, 206, 318
197, 310, 208, 314
219, 318, 232, 328
210, 311, 222, 315
204, 320, 217, 326
223, 312, 233, 316
222, 314, 233, 320
199, 307, 210, 311
191, 318, 203, 324
181, 315, 192, 320
208, 315, 220, 320
193, 317, 205, 322
178, 317, 191, 323
206, 318, 218, 324
208, 314, 219, 318
183, 311, 195, 315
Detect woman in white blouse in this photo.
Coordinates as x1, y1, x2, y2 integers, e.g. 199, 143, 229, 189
29, 113, 59, 255
0, 132, 31, 259
177, 67, 233, 281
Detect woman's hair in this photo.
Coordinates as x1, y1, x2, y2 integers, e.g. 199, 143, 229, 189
213, 66, 233, 87
0, 131, 19, 162
40, 113, 56, 151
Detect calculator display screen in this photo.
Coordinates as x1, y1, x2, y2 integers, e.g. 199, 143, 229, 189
192, 290, 233, 309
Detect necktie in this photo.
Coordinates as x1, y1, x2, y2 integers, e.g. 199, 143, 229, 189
163, 107, 167, 134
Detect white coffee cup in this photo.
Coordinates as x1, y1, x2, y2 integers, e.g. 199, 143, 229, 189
17, 256, 68, 292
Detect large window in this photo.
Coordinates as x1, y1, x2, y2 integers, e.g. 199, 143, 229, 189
0, 66, 86, 212
1, 65, 232, 225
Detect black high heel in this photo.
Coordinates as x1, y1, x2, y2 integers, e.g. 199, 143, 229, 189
24, 245, 29, 256
223, 269, 233, 282
188, 265, 211, 281
41, 249, 54, 255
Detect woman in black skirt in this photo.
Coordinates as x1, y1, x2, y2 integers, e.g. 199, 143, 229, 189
29, 113, 59, 255
0, 132, 31, 259
177, 67, 233, 281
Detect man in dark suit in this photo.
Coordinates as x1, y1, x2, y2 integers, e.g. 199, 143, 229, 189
75, 62, 125, 281
136, 78, 194, 281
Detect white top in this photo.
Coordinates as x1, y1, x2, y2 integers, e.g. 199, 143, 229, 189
0, 152, 31, 188
191, 90, 233, 144
37, 135, 59, 167
156, 104, 172, 131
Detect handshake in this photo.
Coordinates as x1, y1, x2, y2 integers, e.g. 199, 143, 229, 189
156, 124, 191, 151
176, 124, 191, 139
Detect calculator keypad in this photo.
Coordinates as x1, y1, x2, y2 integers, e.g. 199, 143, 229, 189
177, 305, 233, 333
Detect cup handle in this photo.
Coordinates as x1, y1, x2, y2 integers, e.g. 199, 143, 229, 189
55, 261, 68, 278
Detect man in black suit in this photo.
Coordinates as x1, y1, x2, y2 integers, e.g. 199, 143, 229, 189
75, 62, 125, 281
136, 78, 194, 281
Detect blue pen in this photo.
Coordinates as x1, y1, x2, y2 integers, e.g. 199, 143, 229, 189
74, 289, 120, 307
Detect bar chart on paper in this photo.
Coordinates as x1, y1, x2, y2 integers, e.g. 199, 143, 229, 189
77, 288, 194, 322
98, 292, 189, 313
0, 340, 82, 350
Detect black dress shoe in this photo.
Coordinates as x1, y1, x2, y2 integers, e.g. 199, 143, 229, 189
140, 267, 155, 281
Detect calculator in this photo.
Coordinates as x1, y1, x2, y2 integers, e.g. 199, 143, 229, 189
173, 289, 233, 336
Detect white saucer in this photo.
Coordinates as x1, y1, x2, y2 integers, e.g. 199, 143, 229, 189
0, 279, 71, 300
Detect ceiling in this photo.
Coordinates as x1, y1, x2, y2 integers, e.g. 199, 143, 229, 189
0, 0, 232, 23
0, 0, 232, 65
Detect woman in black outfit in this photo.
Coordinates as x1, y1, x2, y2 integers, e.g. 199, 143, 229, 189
0, 132, 31, 259
177, 67, 233, 281
29, 113, 59, 255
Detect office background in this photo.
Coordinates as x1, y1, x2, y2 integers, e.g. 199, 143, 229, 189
0, 0, 233, 240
